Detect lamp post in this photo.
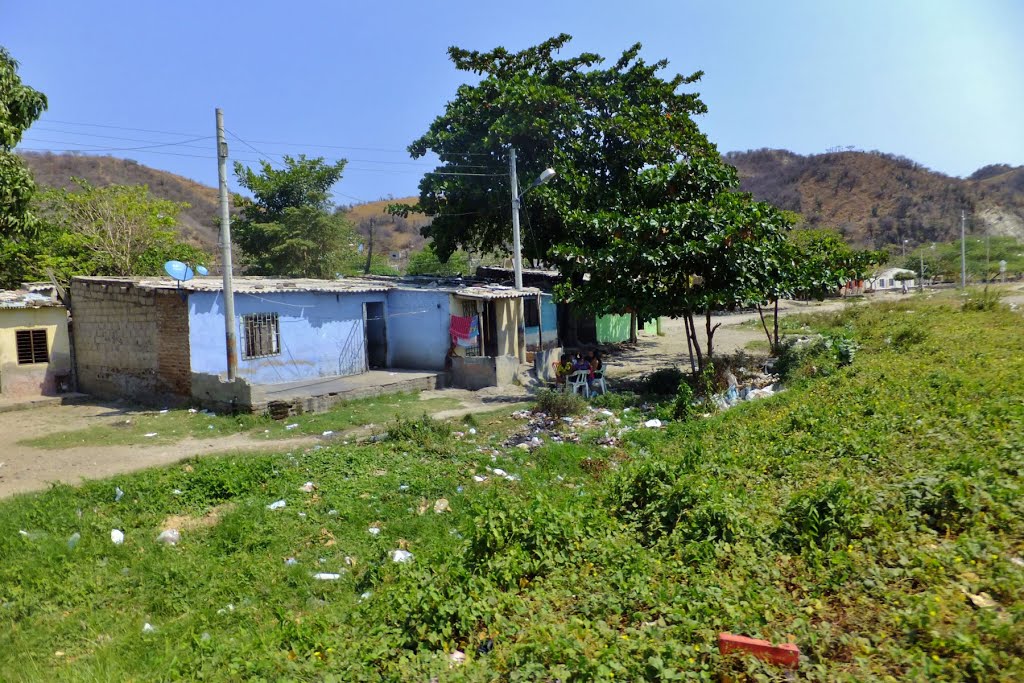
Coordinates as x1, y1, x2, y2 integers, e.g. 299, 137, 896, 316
902, 239, 908, 259
509, 147, 556, 290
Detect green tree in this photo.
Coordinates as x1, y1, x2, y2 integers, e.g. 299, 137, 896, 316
405, 243, 470, 276
233, 155, 359, 277
400, 34, 716, 264
33, 180, 209, 281
0, 47, 48, 287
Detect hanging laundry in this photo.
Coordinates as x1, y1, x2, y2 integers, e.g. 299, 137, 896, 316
449, 314, 474, 340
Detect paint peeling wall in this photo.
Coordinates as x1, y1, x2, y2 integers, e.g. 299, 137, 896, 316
0, 308, 71, 398
386, 290, 450, 370
188, 290, 386, 385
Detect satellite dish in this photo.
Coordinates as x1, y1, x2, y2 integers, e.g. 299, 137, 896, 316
164, 260, 195, 282
195, 265, 209, 276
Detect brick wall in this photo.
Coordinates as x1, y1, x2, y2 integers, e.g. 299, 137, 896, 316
70, 281, 191, 405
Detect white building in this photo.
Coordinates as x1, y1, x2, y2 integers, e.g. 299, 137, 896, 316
872, 267, 916, 291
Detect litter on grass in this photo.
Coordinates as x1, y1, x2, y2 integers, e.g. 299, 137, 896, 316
156, 529, 180, 546
266, 500, 287, 511
368, 526, 382, 536
285, 423, 299, 430
312, 572, 343, 580
299, 481, 316, 493
644, 419, 663, 428
142, 623, 156, 633
143, 433, 158, 438
115, 486, 124, 502
433, 498, 451, 514
67, 532, 80, 550
390, 549, 414, 563
284, 557, 298, 566
110, 529, 125, 545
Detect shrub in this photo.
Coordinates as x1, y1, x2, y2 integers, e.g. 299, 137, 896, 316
774, 479, 867, 553
533, 388, 586, 418
890, 323, 928, 349
643, 367, 686, 396
386, 414, 453, 453
774, 333, 858, 381
590, 390, 641, 411
671, 380, 696, 421
962, 286, 1004, 312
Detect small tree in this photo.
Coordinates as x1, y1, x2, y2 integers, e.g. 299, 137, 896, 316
34, 180, 209, 280
406, 243, 470, 276
233, 155, 360, 277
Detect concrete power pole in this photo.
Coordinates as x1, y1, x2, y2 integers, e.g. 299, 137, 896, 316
216, 109, 238, 381
960, 210, 967, 289
509, 147, 524, 291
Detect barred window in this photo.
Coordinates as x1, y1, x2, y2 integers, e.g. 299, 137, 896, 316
242, 313, 280, 359
16, 329, 49, 365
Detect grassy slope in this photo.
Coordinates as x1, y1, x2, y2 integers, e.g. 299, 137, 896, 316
1, 298, 1021, 681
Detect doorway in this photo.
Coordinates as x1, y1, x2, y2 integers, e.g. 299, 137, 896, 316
363, 302, 387, 369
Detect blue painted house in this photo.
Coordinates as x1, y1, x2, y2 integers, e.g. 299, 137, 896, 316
70, 275, 540, 410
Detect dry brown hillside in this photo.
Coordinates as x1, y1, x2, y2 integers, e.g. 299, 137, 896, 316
20, 152, 222, 250
338, 198, 431, 265
726, 149, 1024, 248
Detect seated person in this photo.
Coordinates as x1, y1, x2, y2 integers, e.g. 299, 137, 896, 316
554, 354, 572, 387
590, 350, 603, 381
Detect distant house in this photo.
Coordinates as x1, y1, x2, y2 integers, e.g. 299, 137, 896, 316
871, 268, 916, 291
0, 289, 72, 399
475, 266, 661, 347
69, 275, 540, 411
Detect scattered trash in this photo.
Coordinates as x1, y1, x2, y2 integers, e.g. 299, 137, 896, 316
598, 409, 614, 417
114, 486, 125, 502
201, 632, 211, 642
327, 509, 338, 516
433, 498, 451, 514
312, 572, 343, 581
359, 591, 372, 601
67, 532, 80, 550
449, 650, 467, 666
159, 409, 169, 414
285, 423, 299, 430
468, 428, 477, 435
719, 632, 799, 669
216, 604, 235, 614
143, 433, 158, 438
188, 408, 198, 414
398, 484, 409, 491
966, 591, 999, 610
110, 529, 125, 545
299, 481, 316, 493
344, 556, 356, 566
644, 419, 663, 428
1011, 556, 1024, 568
456, 486, 464, 493
267, 500, 287, 511
390, 549, 414, 563
172, 489, 183, 496
511, 410, 532, 419
322, 430, 334, 436
284, 557, 298, 566
298, 512, 307, 518
472, 475, 488, 483
156, 529, 180, 546
142, 623, 156, 633
477, 638, 495, 655
492, 468, 508, 477
368, 526, 382, 536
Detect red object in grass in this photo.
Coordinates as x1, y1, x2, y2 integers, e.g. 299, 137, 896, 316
718, 633, 800, 669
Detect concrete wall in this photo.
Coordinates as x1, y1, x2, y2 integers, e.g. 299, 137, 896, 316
525, 293, 558, 349
492, 298, 523, 358
71, 281, 190, 404
596, 314, 631, 343
188, 290, 385, 385
451, 354, 519, 390
386, 289, 450, 370
0, 307, 72, 398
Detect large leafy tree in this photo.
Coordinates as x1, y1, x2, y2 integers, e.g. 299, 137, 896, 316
233, 155, 359, 278
0, 47, 48, 287
405, 243, 470, 276
402, 34, 715, 264
34, 180, 209, 281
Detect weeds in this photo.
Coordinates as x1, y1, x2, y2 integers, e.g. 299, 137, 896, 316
533, 389, 586, 418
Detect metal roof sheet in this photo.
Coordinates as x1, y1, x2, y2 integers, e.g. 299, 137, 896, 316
0, 290, 63, 309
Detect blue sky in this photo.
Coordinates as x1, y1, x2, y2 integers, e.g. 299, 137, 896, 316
4, 0, 1022, 204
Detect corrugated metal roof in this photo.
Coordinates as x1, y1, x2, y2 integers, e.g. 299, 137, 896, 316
70, 275, 541, 299
0, 290, 64, 309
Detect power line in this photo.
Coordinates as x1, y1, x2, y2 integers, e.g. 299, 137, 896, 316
22, 135, 212, 153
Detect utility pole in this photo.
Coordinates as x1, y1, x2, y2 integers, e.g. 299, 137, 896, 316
508, 147, 523, 291
508, 148, 525, 363
919, 252, 924, 291
216, 108, 238, 381
960, 209, 967, 289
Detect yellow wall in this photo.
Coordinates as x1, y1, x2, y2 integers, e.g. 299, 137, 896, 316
0, 307, 71, 398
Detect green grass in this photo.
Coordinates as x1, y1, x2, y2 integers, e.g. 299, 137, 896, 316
19, 392, 463, 449
2, 300, 1022, 680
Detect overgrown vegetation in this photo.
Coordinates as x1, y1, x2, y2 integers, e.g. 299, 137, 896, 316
2, 299, 1022, 680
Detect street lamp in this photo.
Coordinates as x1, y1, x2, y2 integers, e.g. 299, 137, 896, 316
509, 147, 556, 290
902, 239, 908, 259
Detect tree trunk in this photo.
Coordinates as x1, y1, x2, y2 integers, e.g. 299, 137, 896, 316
629, 312, 637, 343
773, 299, 780, 350
756, 304, 773, 349
704, 309, 721, 364
683, 315, 696, 374
684, 310, 704, 374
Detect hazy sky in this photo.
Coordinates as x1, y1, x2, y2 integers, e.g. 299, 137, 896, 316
4, 0, 1022, 204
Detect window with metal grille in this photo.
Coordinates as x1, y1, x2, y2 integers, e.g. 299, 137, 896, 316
242, 313, 280, 359
16, 329, 48, 365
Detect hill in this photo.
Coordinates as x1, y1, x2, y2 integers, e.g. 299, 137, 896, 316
726, 149, 1024, 248
20, 152, 222, 250
338, 198, 431, 270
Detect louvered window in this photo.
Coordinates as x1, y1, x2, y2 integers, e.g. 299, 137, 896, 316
242, 313, 280, 359
16, 329, 49, 365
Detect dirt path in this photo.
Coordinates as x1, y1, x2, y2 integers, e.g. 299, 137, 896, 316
607, 299, 851, 379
